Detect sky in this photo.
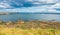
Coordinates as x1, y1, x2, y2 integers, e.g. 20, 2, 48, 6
0, 0, 60, 13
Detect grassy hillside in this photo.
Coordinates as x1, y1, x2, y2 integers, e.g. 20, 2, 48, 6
0, 20, 60, 29
0, 20, 60, 35
0, 28, 60, 35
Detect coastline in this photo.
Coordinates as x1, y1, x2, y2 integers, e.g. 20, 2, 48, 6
0, 12, 60, 15
0, 20, 60, 35
0, 20, 60, 29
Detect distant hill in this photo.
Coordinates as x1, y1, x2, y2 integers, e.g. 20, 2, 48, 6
14, 12, 60, 14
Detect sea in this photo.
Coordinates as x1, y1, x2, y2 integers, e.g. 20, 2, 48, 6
0, 13, 60, 22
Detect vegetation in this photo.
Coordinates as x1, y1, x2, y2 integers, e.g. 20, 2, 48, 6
0, 20, 60, 35
0, 28, 60, 35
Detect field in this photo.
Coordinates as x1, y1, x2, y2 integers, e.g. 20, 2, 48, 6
0, 28, 60, 35
0, 20, 60, 35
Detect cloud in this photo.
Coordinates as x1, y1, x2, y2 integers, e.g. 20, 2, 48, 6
0, 0, 59, 9
49, 3, 60, 11
0, 5, 57, 12
39, 0, 59, 3
0, 2, 12, 8
26, 0, 59, 3
0, 0, 60, 13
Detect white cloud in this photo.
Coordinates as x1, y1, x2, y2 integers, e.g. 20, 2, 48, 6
0, 0, 60, 13
40, 0, 59, 3
0, 5, 56, 12
0, 0, 59, 8
0, 2, 13, 8
26, 0, 59, 3
52, 3, 60, 8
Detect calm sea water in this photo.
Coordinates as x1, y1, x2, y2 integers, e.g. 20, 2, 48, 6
0, 13, 60, 22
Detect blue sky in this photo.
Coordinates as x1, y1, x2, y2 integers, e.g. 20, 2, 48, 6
0, 0, 60, 13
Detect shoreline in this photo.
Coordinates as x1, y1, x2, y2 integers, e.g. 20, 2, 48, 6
0, 12, 60, 15
0, 20, 60, 29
